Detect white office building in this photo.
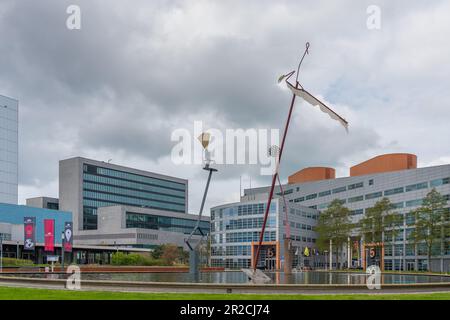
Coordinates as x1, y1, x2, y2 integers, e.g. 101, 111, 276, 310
211, 154, 450, 272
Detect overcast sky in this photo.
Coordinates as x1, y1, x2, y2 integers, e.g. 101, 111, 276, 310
1, 0, 449, 214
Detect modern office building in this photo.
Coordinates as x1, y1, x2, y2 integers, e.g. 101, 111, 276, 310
0, 202, 154, 265
74, 205, 210, 250
0, 94, 18, 204
210, 198, 321, 269
59, 157, 188, 231
240, 153, 450, 272
26, 197, 59, 210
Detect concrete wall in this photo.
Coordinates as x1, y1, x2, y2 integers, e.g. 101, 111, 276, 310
59, 157, 83, 231
26, 197, 59, 209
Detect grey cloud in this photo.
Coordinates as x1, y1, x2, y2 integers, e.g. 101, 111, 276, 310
0, 0, 448, 213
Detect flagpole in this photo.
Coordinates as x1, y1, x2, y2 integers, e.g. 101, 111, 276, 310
253, 84, 298, 271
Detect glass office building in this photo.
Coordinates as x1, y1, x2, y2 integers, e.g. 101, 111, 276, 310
0, 95, 18, 204
210, 198, 320, 269
59, 157, 188, 231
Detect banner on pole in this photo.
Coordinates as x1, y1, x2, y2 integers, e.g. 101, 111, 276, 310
23, 217, 36, 251
63, 221, 73, 252
44, 219, 55, 252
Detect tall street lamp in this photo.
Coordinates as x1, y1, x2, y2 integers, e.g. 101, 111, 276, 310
0, 236, 3, 273
61, 231, 65, 271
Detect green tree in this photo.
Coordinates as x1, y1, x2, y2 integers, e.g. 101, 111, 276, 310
359, 198, 402, 244
410, 188, 449, 272
316, 199, 352, 269
161, 244, 181, 266
151, 245, 164, 260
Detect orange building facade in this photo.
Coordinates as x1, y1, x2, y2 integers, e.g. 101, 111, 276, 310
350, 153, 417, 177
288, 167, 336, 184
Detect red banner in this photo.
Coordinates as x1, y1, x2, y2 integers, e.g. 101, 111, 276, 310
44, 219, 55, 252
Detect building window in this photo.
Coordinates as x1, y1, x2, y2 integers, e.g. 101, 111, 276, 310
365, 191, 382, 200
405, 244, 415, 256
430, 177, 450, 187
405, 182, 428, 192
319, 190, 331, 197
305, 193, 317, 200
405, 199, 423, 208
384, 259, 393, 270
392, 202, 404, 209
348, 182, 364, 190
332, 186, 347, 194
350, 209, 364, 216
384, 187, 404, 196
369, 179, 374, 186
384, 246, 393, 256
348, 195, 364, 203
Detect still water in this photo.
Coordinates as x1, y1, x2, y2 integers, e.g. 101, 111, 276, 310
15, 271, 450, 285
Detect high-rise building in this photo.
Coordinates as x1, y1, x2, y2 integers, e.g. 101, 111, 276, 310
0, 94, 18, 204
59, 157, 188, 231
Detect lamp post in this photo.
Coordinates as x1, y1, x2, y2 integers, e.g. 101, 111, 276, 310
0, 236, 3, 273
61, 231, 65, 271
185, 133, 217, 282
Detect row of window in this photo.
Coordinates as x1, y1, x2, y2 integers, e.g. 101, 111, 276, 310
223, 217, 276, 231
384, 259, 429, 271
211, 203, 276, 220
211, 245, 252, 257
315, 194, 449, 212
83, 197, 186, 213
291, 177, 450, 204
83, 173, 186, 198
83, 164, 186, 191
384, 242, 450, 256
225, 231, 277, 243
287, 235, 316, 243
83, 181, 185, 205
289, 208, 318, 220
286, 221, 313, 231
210, 258, 251, 269
126, 212, 209, 236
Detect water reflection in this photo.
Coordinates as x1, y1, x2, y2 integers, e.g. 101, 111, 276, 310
5, 271, 450, 285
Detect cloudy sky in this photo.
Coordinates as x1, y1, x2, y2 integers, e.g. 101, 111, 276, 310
1, 0, 449, 214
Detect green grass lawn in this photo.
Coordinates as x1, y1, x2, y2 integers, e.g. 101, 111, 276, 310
0, 286, 449, 300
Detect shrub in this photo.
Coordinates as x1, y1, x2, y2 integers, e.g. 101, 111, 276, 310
111, 252, 166, 266
1, 258, 34, 267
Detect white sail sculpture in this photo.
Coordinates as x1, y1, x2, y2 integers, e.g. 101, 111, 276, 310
279, 71, 349, 132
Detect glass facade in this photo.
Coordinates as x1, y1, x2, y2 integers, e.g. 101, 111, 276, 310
82, 163, 186, 230
210, 201, 279, 268
0, 95, 18, 204
125, 212, 208, 236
